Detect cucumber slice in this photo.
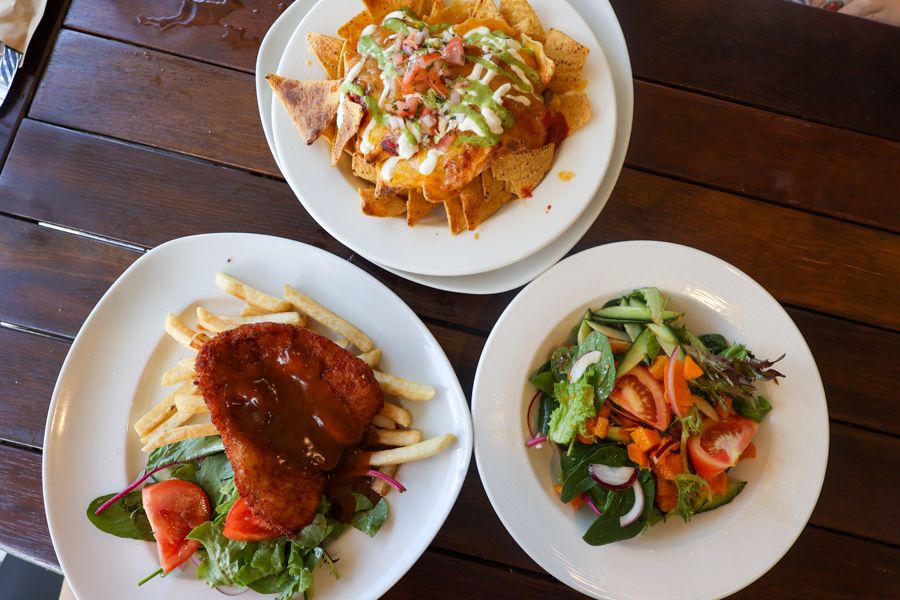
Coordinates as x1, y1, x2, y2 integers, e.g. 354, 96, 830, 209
577, 320, 591, 345
616, 327, 654, 377
697, 480, 747, 514
647, 323, 679, 356
586, 320, 631, 342
593, 305, 681, 324
605, 426, 630, 443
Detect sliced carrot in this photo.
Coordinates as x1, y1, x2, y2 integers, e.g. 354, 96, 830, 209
739, 441, 756, 462
648, 355, 668, 381
706, 472, 729, 497
593, 417, 610, 439
576, 433, 595, 445
631, 428, 661, 453
655, 476, 678, 512
653, 452, 684, 481
683, 355, 704, 380
553, 484, 562, 495
627, 443, 650, 469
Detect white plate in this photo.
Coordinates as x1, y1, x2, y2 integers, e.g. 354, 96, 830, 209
271, 0, 617, 277
472, 241, 829, 600
257, 0, 633, 294
43, 233, 473, 600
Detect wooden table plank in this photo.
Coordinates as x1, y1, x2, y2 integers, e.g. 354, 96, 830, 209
611, 0, 900, 141
64, 0, 287, 73
629, 82, 900, 233
30, 29, 278, 176
0, 445, 57, 571
0, 120, 349, 254
0, 0, 69, 166
0, 328, 67, 449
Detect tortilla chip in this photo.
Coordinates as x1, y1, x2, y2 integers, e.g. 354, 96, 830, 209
321, 122, 337, 144
307, 33, 344, 79
547, 92, 592, 133
460, 175, 503, 230
500, 0, 543, 40
522, 33, 554, 86
363, 0, 409, 22
266, 75, 340, 145
360, 187, 407, 218
422, 186, 446, 204
431, 0, 477, 24
491, 143, 555, 198
472, 0, 502, 20
352, 152, 378, 183
332, 97, 364, 165
482, 168, 514, 205
407, 188, 436, 226
338, 11, 373, 41
544, 28, 589, 93
443, 195, 466, 234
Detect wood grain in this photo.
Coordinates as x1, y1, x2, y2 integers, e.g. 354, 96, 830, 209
0, 445, 57, 571
0, 328, 68, 449
0, 120, 350, 255
611, 0, 900, 141
629, 82, 900, 233
0, 0, 69, 166
30, 29, 278, 175
64, 0, 287, 73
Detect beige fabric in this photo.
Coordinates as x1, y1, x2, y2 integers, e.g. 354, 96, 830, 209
0, 0, 47, 53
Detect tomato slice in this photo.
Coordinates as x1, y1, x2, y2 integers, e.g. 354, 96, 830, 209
142, 480, 210, 573
687, 416, 759, 480
223, 497, 282, 542
609, 365, 670, 430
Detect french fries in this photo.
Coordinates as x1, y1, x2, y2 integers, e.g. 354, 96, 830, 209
283, 284, 373, 352
369, 434, 456, 466
374, 371, 436, 401
134, 272, 455, 507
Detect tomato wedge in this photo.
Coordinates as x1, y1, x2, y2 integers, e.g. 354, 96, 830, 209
687, 416, 759, 480
609, 365, 670, 430
223, 497, 282, 542
142, 480, 210, 573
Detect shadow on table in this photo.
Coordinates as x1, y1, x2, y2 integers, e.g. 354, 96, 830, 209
0, 555, 62, 600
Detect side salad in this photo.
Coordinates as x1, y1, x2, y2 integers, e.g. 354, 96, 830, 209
527, 288, 784, 546
87, 435, 392, 598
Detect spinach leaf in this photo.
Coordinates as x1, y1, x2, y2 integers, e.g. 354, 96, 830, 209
351, 495, 389, 537
144, 436, 224, 473
547, 380, 594, 445
575, 331, 616, 401
294, 513, 333, 549
733, 395, 773, 422
698, 333, 727, 354
559, 443, 629, 502
550, 346, 573, 381
538, 394, 559, 436
191, 453, 235, 514
529, 370, 556, 396
582, 471, 655, 546
189, 520, 288, 588
86, 490, 154, 541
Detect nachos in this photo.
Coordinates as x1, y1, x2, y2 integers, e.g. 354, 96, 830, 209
268, 0, 592, 234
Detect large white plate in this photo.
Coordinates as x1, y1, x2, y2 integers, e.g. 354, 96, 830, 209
271, 0, 617, 277
257, 0, 633, 294
472, 241, 829, 599
43, 233, 473, 600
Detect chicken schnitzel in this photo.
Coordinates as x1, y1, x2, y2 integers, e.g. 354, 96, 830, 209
195, 323, 383, 534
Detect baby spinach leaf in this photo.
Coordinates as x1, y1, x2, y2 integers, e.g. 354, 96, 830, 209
559, 443, 629, 503
144, 436, 224, 474
733, 395, 773, 422
529, 370, 556, 396
86, 489, 154, 541
582, 471, 655, 546
351, 496, 389, 537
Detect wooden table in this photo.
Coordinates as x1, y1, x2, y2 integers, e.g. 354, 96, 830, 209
0, 0, 897, 597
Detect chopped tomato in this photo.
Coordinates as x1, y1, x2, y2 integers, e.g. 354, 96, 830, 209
142, 480, 210, 573
435, 132, 457, 152
441, 36, 465, 66
609, 365, 670, 430
387, 95, 422, 117
665, 356, 693, 417
739, 441, 757, 462
687, 416, 759, 480
427, 68, 449, 98
223, 497, 282, 542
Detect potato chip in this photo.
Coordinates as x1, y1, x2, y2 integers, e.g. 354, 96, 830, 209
460, 175, 503, 230
406, 187, 435, 226
352, 152, 378, 183
500, 0, 543, 40
363, 0, 409, 22
266, 75, 340, 144
360, 187, 407, 218
332, 97, 365, 165
522, 33, 554, 86
544, 28, 589, 93
306, 33, 344, 79
547, 92, 592, 133
491, 143, 555, 198
472, 0, 502, 20
337, 10, 373, 41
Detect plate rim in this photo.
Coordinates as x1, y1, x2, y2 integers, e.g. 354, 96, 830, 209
42, 232, 474, 600
471, 240, 830, 599
271, 0, 618, 277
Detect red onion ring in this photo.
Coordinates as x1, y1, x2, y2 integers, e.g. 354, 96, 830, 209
581, 492, 602, 517
94, 461, 187, 514
526, 390, 540, 439
525, 435, 548, 448
368, 469, 407, 493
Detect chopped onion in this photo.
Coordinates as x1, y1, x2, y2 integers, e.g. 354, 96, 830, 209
619, 480, 645, 527
651, 440, 678, 464
450, 90, 460, 104
367, 469, 407, 493
569, 350, 603, 383
581, 492, 602, 516
588, 464, 636, 491
525, 435, 547, 448
94, 461, 187, 515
